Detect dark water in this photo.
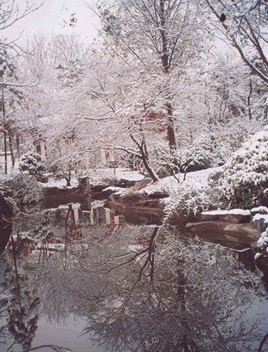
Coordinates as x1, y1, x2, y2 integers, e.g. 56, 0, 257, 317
1, 203, 268, 352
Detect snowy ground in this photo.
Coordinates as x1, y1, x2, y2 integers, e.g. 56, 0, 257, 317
43, 168, 145, 189
88, 167, 144, 185
141, 166, 223, 196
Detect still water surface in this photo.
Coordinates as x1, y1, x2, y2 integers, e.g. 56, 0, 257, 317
1, 202, 268, 352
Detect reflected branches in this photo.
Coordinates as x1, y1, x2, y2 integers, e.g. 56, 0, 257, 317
0, 223, 267, 351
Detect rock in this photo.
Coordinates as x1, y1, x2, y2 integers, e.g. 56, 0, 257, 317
251, 206, 268, 217
198, 209, 251, 223
251, 213, 268, 232
132, 178, 152, 191
105, 192, 165, 225
185, 221, 260, 249
120, 193, 148, 206
218, 213, 250, 224
102, 178, 137, 188
148, 191, 169, 199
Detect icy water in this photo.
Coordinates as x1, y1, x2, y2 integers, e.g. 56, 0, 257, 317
1, 202, 268, 352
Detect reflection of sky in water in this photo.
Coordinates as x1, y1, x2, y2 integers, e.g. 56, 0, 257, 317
0, 316, 104, 352
34, 317, 104, 352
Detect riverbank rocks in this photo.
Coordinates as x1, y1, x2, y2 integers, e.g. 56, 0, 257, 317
105, 192, 165, 225
250, 206, 268, 232
251, 207, 268, 273
185, 221, 260, 250
132, 178, 152, 191
186, 209, 261, 250
197, 209, 251, 223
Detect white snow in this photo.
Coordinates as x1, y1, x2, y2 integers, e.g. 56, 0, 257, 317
257, 229, 268, 248
254, 252, 262, 260
102, 186, 124, 193
202, 209, 251, 216
43, 177, 79, 188
251, 206, 268, 214
142, 166, 223, 196
88, 168, 144, 185
252, 214, 268, 223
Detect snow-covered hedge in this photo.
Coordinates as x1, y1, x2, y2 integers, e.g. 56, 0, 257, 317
218, 128, 268, 209
4, 174, 44, 212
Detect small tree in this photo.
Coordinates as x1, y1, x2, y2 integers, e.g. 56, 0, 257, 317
19, 152, 46, 179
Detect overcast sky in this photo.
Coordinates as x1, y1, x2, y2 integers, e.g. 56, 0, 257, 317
1, 0, 98, 44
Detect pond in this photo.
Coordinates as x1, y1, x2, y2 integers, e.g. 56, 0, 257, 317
1, 201, 268, 352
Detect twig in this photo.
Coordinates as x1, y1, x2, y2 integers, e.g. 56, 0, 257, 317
258, 332, 268, 352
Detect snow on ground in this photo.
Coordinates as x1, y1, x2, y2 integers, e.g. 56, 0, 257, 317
43, 177, 79, 188
88, 168, 144, 185
202, 209, 251, 216
102, 186, 126, 194
142, 166, 223, 196
43, 168, 145, 189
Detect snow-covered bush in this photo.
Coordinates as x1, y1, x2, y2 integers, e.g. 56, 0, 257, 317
254, 228, 268, 274
4, 174, 45, 212
164, 182, 220, 225
151, 141, 216, 179
19, 152, 46, 179
218, 128, 268, 209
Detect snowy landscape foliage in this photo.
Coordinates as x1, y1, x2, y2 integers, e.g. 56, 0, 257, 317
218, 128, 268, 209
3, 174, 44, 212
19, 152, 46, 177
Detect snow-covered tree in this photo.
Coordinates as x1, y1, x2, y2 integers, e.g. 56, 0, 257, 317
88, 0, 210, 159
204, 0, 268, 85
19, 152, 46, 177
217, 128, 268, 209
19, 35, 101, 183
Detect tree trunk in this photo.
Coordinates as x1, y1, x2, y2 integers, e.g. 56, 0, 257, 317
65, 168, 71, 187
159, 0, 177, 155
248, 75, 253, 120
2, 87, 7, 174
4, 129, 7, 174
130, 134, 159, 182
166, 102, 177, 152
8, 127, 15, 169
16, 135, 20, 157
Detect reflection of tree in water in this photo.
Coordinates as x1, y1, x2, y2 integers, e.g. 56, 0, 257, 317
30, 225, 267, 352
0, 239, 74, 352
0, 238, 40, 351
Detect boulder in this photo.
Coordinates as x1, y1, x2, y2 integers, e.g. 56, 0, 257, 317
251, 213, 268, 232
185, 221, 260, 249
198, 209, 251, 223
148, 191, 169, 199
218, 213, 251, 224
250, 206, 268, 233
120, 193, 148, 206
132, 178, 152, 191
105, 192, 165, 225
